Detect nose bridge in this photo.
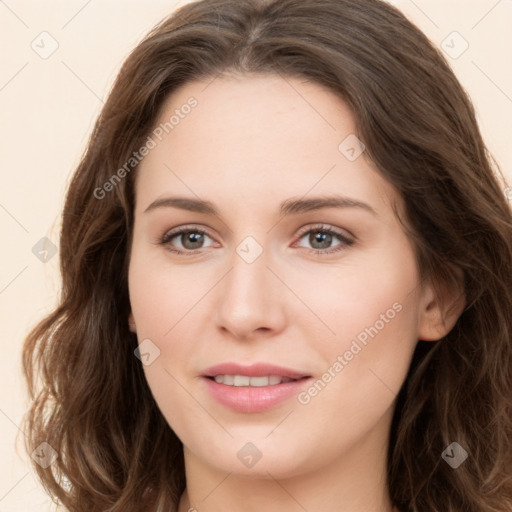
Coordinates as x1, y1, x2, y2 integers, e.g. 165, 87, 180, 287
224, 241, 273, 310
214, 237, 286, 336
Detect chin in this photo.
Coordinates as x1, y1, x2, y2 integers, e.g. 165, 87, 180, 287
197, 439, 316, 480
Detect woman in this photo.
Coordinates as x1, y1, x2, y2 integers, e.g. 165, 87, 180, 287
22, 0, 512, 511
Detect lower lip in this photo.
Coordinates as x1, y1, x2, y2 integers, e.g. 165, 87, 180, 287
202, 377, 312, 413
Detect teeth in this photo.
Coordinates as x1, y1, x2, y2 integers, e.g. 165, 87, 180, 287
249, 376, 270, 387
269, 375, 281, 385
234, 375, 250, 386
213, 375, 295, 387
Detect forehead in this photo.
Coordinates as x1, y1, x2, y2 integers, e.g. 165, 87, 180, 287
134, 73, 400, 217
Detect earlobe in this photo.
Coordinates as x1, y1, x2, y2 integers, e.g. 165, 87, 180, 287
128, 311, 137, 333
417, 271, 466, 342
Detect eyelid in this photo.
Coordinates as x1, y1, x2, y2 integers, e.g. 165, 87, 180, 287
292, 223, 355, 254
159, 224, 217, 248
294, 223, 354, 241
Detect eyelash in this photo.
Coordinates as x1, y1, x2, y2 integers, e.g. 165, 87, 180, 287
156, 224, 355, 256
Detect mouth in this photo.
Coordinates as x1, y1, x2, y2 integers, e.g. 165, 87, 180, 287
205, 374, 309, 386
202, 362, 310, 381
201, 363, 313, 413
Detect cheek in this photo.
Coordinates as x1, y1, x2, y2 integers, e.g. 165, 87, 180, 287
303, 245, 421, 418
127, 250, 213, 410
128, 259, 205, 434
127, 245, 211, 337
288, 240, 421, 350
303, 242, 421, 387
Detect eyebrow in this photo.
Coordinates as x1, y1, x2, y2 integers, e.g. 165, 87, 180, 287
143, 195, 377, 217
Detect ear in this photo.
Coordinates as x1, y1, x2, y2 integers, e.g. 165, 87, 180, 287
417, 269, 466, 342
128, 311, 137, 333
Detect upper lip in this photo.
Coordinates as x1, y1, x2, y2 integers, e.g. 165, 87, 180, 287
202, 362, 310, 380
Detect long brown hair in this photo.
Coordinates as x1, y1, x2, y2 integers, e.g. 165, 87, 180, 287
21, 0, 512, 510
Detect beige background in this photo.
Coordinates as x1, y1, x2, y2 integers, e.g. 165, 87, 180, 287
1, 1, 511, 510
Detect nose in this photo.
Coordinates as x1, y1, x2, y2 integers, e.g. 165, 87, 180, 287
213, 246, 287, 340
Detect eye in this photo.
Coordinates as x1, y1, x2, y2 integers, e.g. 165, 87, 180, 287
293, 224, 354, 255
155, 223, 354, 256
159, 226, 216, 254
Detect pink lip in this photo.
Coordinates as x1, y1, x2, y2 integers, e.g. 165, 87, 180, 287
201, 362, 312, 413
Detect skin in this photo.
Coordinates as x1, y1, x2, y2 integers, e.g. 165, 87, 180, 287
127, 73, 464, 512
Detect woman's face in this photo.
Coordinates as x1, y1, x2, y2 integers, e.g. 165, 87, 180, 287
128, 73, 440, 479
